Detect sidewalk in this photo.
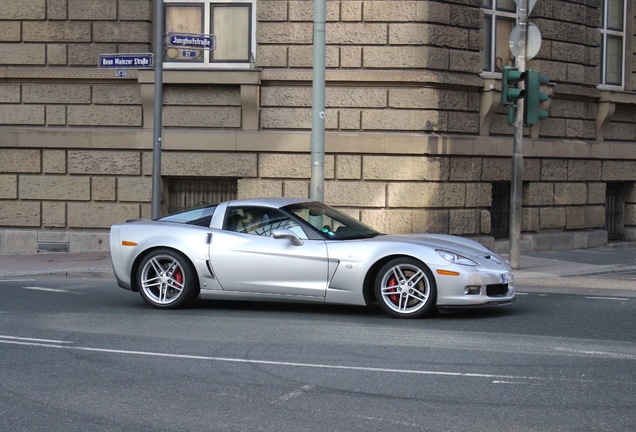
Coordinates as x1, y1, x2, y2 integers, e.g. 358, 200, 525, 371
1, 246, 635, 288
514, 245, 636, 280
0, 252, 114, 279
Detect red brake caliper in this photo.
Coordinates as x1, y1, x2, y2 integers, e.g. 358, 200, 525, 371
388, 275, 399, 305
174, 268, 183, 286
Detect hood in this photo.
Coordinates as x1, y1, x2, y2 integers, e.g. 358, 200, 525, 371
364, 234, 509, 269
371, 234, 492, 257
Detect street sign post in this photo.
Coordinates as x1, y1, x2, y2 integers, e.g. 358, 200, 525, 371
310, 0, 326, 202
505, 0, 552, 269
509, 0, 529, 270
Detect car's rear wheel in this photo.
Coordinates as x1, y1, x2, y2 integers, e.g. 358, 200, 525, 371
137, 249, 199, 309
374, 257, 436, 318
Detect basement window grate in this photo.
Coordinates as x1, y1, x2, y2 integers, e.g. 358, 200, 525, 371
491, 182, 510, 239
167, 178, 237, 214
605, 182, 624, 241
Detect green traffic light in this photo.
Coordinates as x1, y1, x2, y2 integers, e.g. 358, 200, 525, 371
524, 69, 550, 126
501, 66, 525, 107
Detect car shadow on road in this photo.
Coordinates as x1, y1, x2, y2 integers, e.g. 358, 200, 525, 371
189, 299, 521, 320
437, 304, 520, 320
193, 299, 381, 317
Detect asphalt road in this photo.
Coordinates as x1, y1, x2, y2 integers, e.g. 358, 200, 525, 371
1, 278, 634, 432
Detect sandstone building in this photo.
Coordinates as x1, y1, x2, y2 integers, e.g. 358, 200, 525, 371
0, 0, 635, 254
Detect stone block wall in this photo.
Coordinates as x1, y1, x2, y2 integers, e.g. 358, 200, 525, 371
257, 0, 482, 135
257, 0, 481, 72
260, 85, 480, 134
0, 147, 149, 253
0, 148, 148, 229
254, 0, 635, 142
0, 0, 151, 128
0, 80, 249, 129
606, 104, 636, 142
1, 137, 636, 253
0, 82, 144, 127
1, 0, 633, 138
0, 0, 151, 67
0, 148, 519, 232
531, 0, 600, 88
163, 86, 242, 129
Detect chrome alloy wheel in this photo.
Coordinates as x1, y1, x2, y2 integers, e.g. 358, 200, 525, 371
375, 258, 436, 318
139, 252, 188, 306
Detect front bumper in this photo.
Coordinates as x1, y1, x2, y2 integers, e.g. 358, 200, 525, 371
433, 266, 516, 307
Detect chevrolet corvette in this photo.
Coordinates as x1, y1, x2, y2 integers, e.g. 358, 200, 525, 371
110, 198, 515, 318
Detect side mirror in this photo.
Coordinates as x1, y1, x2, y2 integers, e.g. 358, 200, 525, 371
272, 229, 304, 246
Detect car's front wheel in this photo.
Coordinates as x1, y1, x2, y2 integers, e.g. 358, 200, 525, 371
137, 249, 199, 309
374, 258, 436, 318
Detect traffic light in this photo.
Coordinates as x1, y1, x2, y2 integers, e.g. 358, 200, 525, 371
501, 66, 525, 107
524, 69, 549, 126
501, 66, 525, 125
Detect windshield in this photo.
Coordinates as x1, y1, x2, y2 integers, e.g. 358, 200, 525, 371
284, 202, 380, 240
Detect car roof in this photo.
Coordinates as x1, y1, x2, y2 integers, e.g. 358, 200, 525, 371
223, 197, 314, 209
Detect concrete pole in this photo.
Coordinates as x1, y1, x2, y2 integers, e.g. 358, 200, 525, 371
151, 0, 164, 219
510, 0, 528, 269
310, 0, 326, 202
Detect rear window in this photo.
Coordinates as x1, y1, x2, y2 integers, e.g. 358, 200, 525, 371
158, 205, 217, 227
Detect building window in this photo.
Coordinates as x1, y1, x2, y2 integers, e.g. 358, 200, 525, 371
482, 0, 516, 73
167, 178, 237, 213
490, 182, 510, 239
164, 0, 255, 69
600, 0, 626, 87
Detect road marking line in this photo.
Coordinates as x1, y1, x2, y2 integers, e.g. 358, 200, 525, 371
23, 286, 71, 293
0, 335, 72, 344
356, 415, 421, 428
4, 337, 633, 384
552, 347, 636, 360
0, 338, 543, 382
584, 296, 629, 301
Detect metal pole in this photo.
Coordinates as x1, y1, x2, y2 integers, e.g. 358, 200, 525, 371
151, 0, 165, 219
510, 0, 528, 269
310, 0, 326, 202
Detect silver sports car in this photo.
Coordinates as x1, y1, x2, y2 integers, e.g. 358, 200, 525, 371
110, 198, 515, 318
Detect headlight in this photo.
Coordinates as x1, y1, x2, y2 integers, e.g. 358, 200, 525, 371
436, 249, 479, 266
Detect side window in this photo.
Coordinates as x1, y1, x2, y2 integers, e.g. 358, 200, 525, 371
224, 209, 244, 232
223, 207, 308, 239
240, 208, 271, 235
261, 210, 308, 239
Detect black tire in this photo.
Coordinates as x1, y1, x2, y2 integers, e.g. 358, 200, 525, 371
374, 257, 437, 318
136, 249, 199, 309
